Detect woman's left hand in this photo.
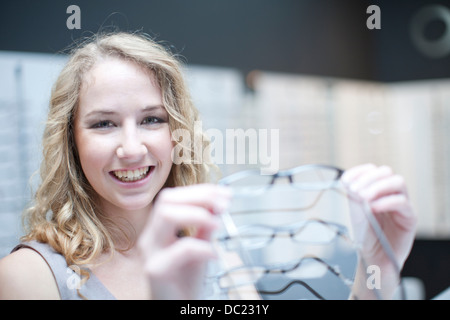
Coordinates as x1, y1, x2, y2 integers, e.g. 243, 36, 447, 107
342, 163, 417, 272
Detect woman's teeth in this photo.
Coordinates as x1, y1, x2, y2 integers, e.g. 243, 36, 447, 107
113, 167, 150, 182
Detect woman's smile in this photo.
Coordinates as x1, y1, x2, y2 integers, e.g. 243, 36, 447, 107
111, 167, 150, 182
111, 166, 152, 183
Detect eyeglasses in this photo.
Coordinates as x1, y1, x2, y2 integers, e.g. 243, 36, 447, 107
219, 164, 344, 195
213, 164, 349, 299
214, 163, 406, 300
217, 218, 352, 250
209, 254, 355, 299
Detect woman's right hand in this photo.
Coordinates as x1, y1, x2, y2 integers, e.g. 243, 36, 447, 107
138, 184, 231, 300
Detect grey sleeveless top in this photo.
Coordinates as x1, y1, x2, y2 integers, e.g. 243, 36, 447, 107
12, 241, 116, 300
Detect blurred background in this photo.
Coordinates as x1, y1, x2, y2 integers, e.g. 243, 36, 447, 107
1, 0, 450, 299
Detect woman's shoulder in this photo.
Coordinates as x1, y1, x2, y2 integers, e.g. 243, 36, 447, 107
0, 246, 60, 299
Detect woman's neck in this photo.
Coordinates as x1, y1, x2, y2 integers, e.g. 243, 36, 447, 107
98, 200, 153, 251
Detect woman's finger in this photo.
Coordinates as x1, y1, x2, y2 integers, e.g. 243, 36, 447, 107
345, 165, 394, 192
359, 174, 408, 202
143, 237, 217, 278
142, 203, 221, 248
157, 184, 232, 214
370, 194, 414, 221
153, 203, 221, 233
341, 163, 377, 184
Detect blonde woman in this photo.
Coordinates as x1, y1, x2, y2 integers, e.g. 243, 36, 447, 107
0, 32, 416, 300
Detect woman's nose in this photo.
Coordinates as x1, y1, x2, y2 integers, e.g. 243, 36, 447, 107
116, 124, 148, 159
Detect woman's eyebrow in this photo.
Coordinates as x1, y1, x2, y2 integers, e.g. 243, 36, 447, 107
142, 105, 165, 112
83, 105, 165, 119
84, 110, 117, 118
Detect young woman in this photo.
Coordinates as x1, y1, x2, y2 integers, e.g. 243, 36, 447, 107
0, 32, 416, 300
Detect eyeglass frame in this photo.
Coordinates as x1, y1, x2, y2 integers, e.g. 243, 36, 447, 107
216, 218, 353, 250
218, 163, 345, 191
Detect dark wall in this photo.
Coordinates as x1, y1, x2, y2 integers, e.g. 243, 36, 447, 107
372, 0, 450, 81
1, 0, 373, 80
2, 0, 449, 82
402, 239, 450, 300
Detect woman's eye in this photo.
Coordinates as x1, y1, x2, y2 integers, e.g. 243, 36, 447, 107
92, 120, 114, 129
142, 116, 164, 125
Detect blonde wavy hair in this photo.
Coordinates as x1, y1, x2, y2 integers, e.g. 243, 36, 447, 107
22, 32, 217, 272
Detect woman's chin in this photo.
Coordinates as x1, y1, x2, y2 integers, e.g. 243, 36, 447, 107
119, 200, 153, 212
102, 195, 154, 214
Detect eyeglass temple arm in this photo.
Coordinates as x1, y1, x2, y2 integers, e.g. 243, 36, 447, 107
258, 279, 326, 300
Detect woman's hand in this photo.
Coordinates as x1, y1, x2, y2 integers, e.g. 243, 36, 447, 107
342, 164, 417, 298
137, 184, 231, 300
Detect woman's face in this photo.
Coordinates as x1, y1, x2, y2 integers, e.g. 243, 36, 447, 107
74, 57, 173, 213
